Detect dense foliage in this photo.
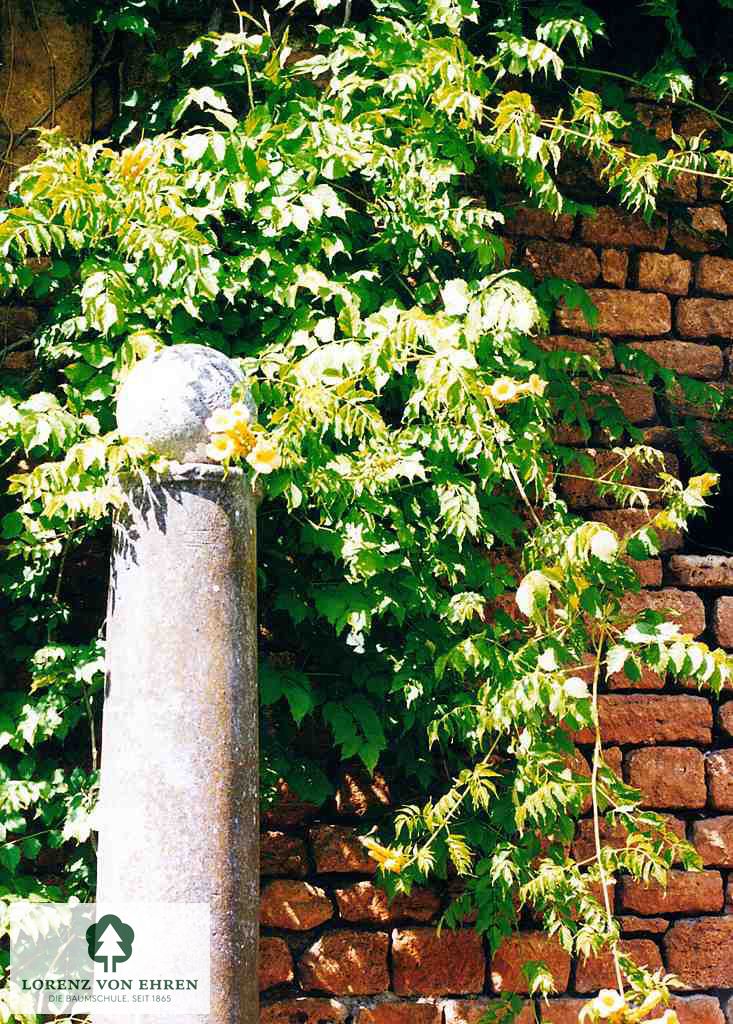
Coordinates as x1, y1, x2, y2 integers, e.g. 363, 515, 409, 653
2, 0, 733, 1020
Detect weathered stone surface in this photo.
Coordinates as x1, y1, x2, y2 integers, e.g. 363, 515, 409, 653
672, 206, 728, 253
259, 938, 295, 991
627, 747, 707, 808
575, 939, 662, 992
261, 880, 334, 931
713, 597, 733, 648
522, 241, 600, 284
635, 102, 673, 141
357, 1003, 441, 1024
677, 298, 733, 338
620, 916, 669, 934
556, 289, 671, 336
589, 378, 656, 423
310, 825, 377, 874
490, 931, 571, 994
620, 870, 723, 915
392, 928, 485, 996
504, 205, 575, 239
707, 749, 733, 811
574, 695, 711, 746
560, 451, 679, 510
537, 334, 615, 369
445, 1001, 533, 1024
580, 207, 668, 249
669, 555, 733, 587
637, 252, 692, 294
620, 589, 705, 637
117, 344, 253, 462
720, 701, 733, 737
588, 509, 683, 551
335, 766, 390, 816
261, 998, 348, 1024
335, 882, 440, 924
627, 340, 723, 379
664, 917, 733, 988
601, 249, 629, 287
299, 931, 390, 995
261, 832, 309, 877
670, 996, 725, 1024
626, 556, 662, 587
697, 256, 733, 295
693, 817, 733, 866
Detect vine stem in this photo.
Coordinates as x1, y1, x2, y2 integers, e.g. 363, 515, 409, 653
590, 622, 624, 995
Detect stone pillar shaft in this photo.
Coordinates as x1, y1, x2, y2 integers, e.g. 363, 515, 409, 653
96, 465, 258, 1024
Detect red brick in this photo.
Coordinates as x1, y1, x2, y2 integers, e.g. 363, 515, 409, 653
357, 1003, 441, 1024
697, 256, 733, 296
537, 334, 615, 370
664, 917, 733, 988
588, 509, 683, 552
575, 939, 662, 992
620, 916, 669, 934
263, 780, 318, 827
261, 880, 334, 931
627, 747, 707, 808
635, 102, 673, 141
620, 870, 723, 914
259, 938, 294, 991
580, 207, 668, 249
707, 750, 733, 811
572, 815, 685, 862
720, 702, 733, 738
445, 1001, 534, 1024
261, 832, 309, 877
627, 340, 723, 379
669, 555, 733, 587
299, 931, 389, 995
541, 998, 588, 1024
637, 252, 692, 294
606, 663, 665, 690
589, 378, 656, 423
0, 306, 38, 346
678, 298, 733, 339
620, 588, 705, 637
335, 882, 440, 924
490, 931, 571, 994
261, 998, 348, 1024
310, 825, 376, 874
672, 206, 728, 253
677, 110, 719, 138
522, 241, 600, 285
713, 597, 733, 648
575, 695, 711, 746
556, 289, 671, 336
392, 928, 485, 996
601, 249, 629, 288
670, 996, 725, 1024
627, 557, 662, 587
693, 816, 733, 866
505, 205, 575, 239
335, 766, 390, 816
667, 172, 699, 202
560, 450, 679, 510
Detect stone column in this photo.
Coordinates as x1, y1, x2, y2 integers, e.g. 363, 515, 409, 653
95, 345, 258, 1024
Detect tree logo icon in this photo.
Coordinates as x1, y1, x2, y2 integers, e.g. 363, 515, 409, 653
86, 914, 135, 973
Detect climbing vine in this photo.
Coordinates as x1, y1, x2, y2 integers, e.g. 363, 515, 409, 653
2, 0, 733, 1021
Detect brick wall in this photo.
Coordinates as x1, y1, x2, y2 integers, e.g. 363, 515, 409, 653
2, 14, 733, 1020
259, 137, 733, 1022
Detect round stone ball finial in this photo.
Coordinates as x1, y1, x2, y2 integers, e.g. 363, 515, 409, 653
116, 344, 256, 463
